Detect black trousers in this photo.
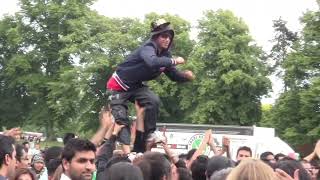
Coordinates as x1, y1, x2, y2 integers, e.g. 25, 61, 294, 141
108, 86, 160, 145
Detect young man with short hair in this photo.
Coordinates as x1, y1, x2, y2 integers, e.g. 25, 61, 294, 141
61, 139, 96, 180
106, 19, 194, 153
0, 135, 16, 180
235, 146, 252, 165
260, 151, 276, 164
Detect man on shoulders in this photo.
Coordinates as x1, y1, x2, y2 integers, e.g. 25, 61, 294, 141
106, 18, 194, 153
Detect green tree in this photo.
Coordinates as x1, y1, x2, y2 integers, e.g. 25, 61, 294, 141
265, 3, 320, 146
0, 0, 122, 138
269, 18, 298, 91
183, 10, 271, 125
260, 18, 299, 130
0, 16, 32, 128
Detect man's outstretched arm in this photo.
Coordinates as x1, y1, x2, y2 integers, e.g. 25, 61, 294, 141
139, 44, 185, 69
164, 67, 195, 82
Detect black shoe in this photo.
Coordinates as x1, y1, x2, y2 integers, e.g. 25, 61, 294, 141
117, 126, 131, 145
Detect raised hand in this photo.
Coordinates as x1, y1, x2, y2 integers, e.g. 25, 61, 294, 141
207, 133, 214, 146
183, 70, 195, 80
112, 123, 125, 136
4, 127, 22, 139
222, 136, 230, 148
100, 107, 113, 129
174, 57, 185, 65
204, 129, 212, 144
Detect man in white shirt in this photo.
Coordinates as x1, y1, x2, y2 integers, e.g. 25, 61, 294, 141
61, 139, 96, 180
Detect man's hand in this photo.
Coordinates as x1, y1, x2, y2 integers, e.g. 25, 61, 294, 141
160, 127, 168, 146
135, 101, 145, 117
112, 123, 125, 136
100, 108, 113, 129
207, 133, 214, 146
4, 127, 22, 139
203, 129, 212, 144
146, 139, 157, 151
222, 136, 230, 149
183, 70, 195, 80
174, 57, 185, 65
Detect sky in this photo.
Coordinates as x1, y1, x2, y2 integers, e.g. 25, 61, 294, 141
0, 0, 318, 104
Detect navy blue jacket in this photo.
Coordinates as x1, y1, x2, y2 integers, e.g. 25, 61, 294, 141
114, 40, 189, 91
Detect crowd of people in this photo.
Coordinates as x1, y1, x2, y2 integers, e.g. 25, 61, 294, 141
0, 105, 319, 180
1, 18, 319, 180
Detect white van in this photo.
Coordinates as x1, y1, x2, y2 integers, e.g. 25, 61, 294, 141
152, 123, 295, 160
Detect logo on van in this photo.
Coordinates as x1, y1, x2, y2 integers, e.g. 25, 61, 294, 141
188, 134, 210, 155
